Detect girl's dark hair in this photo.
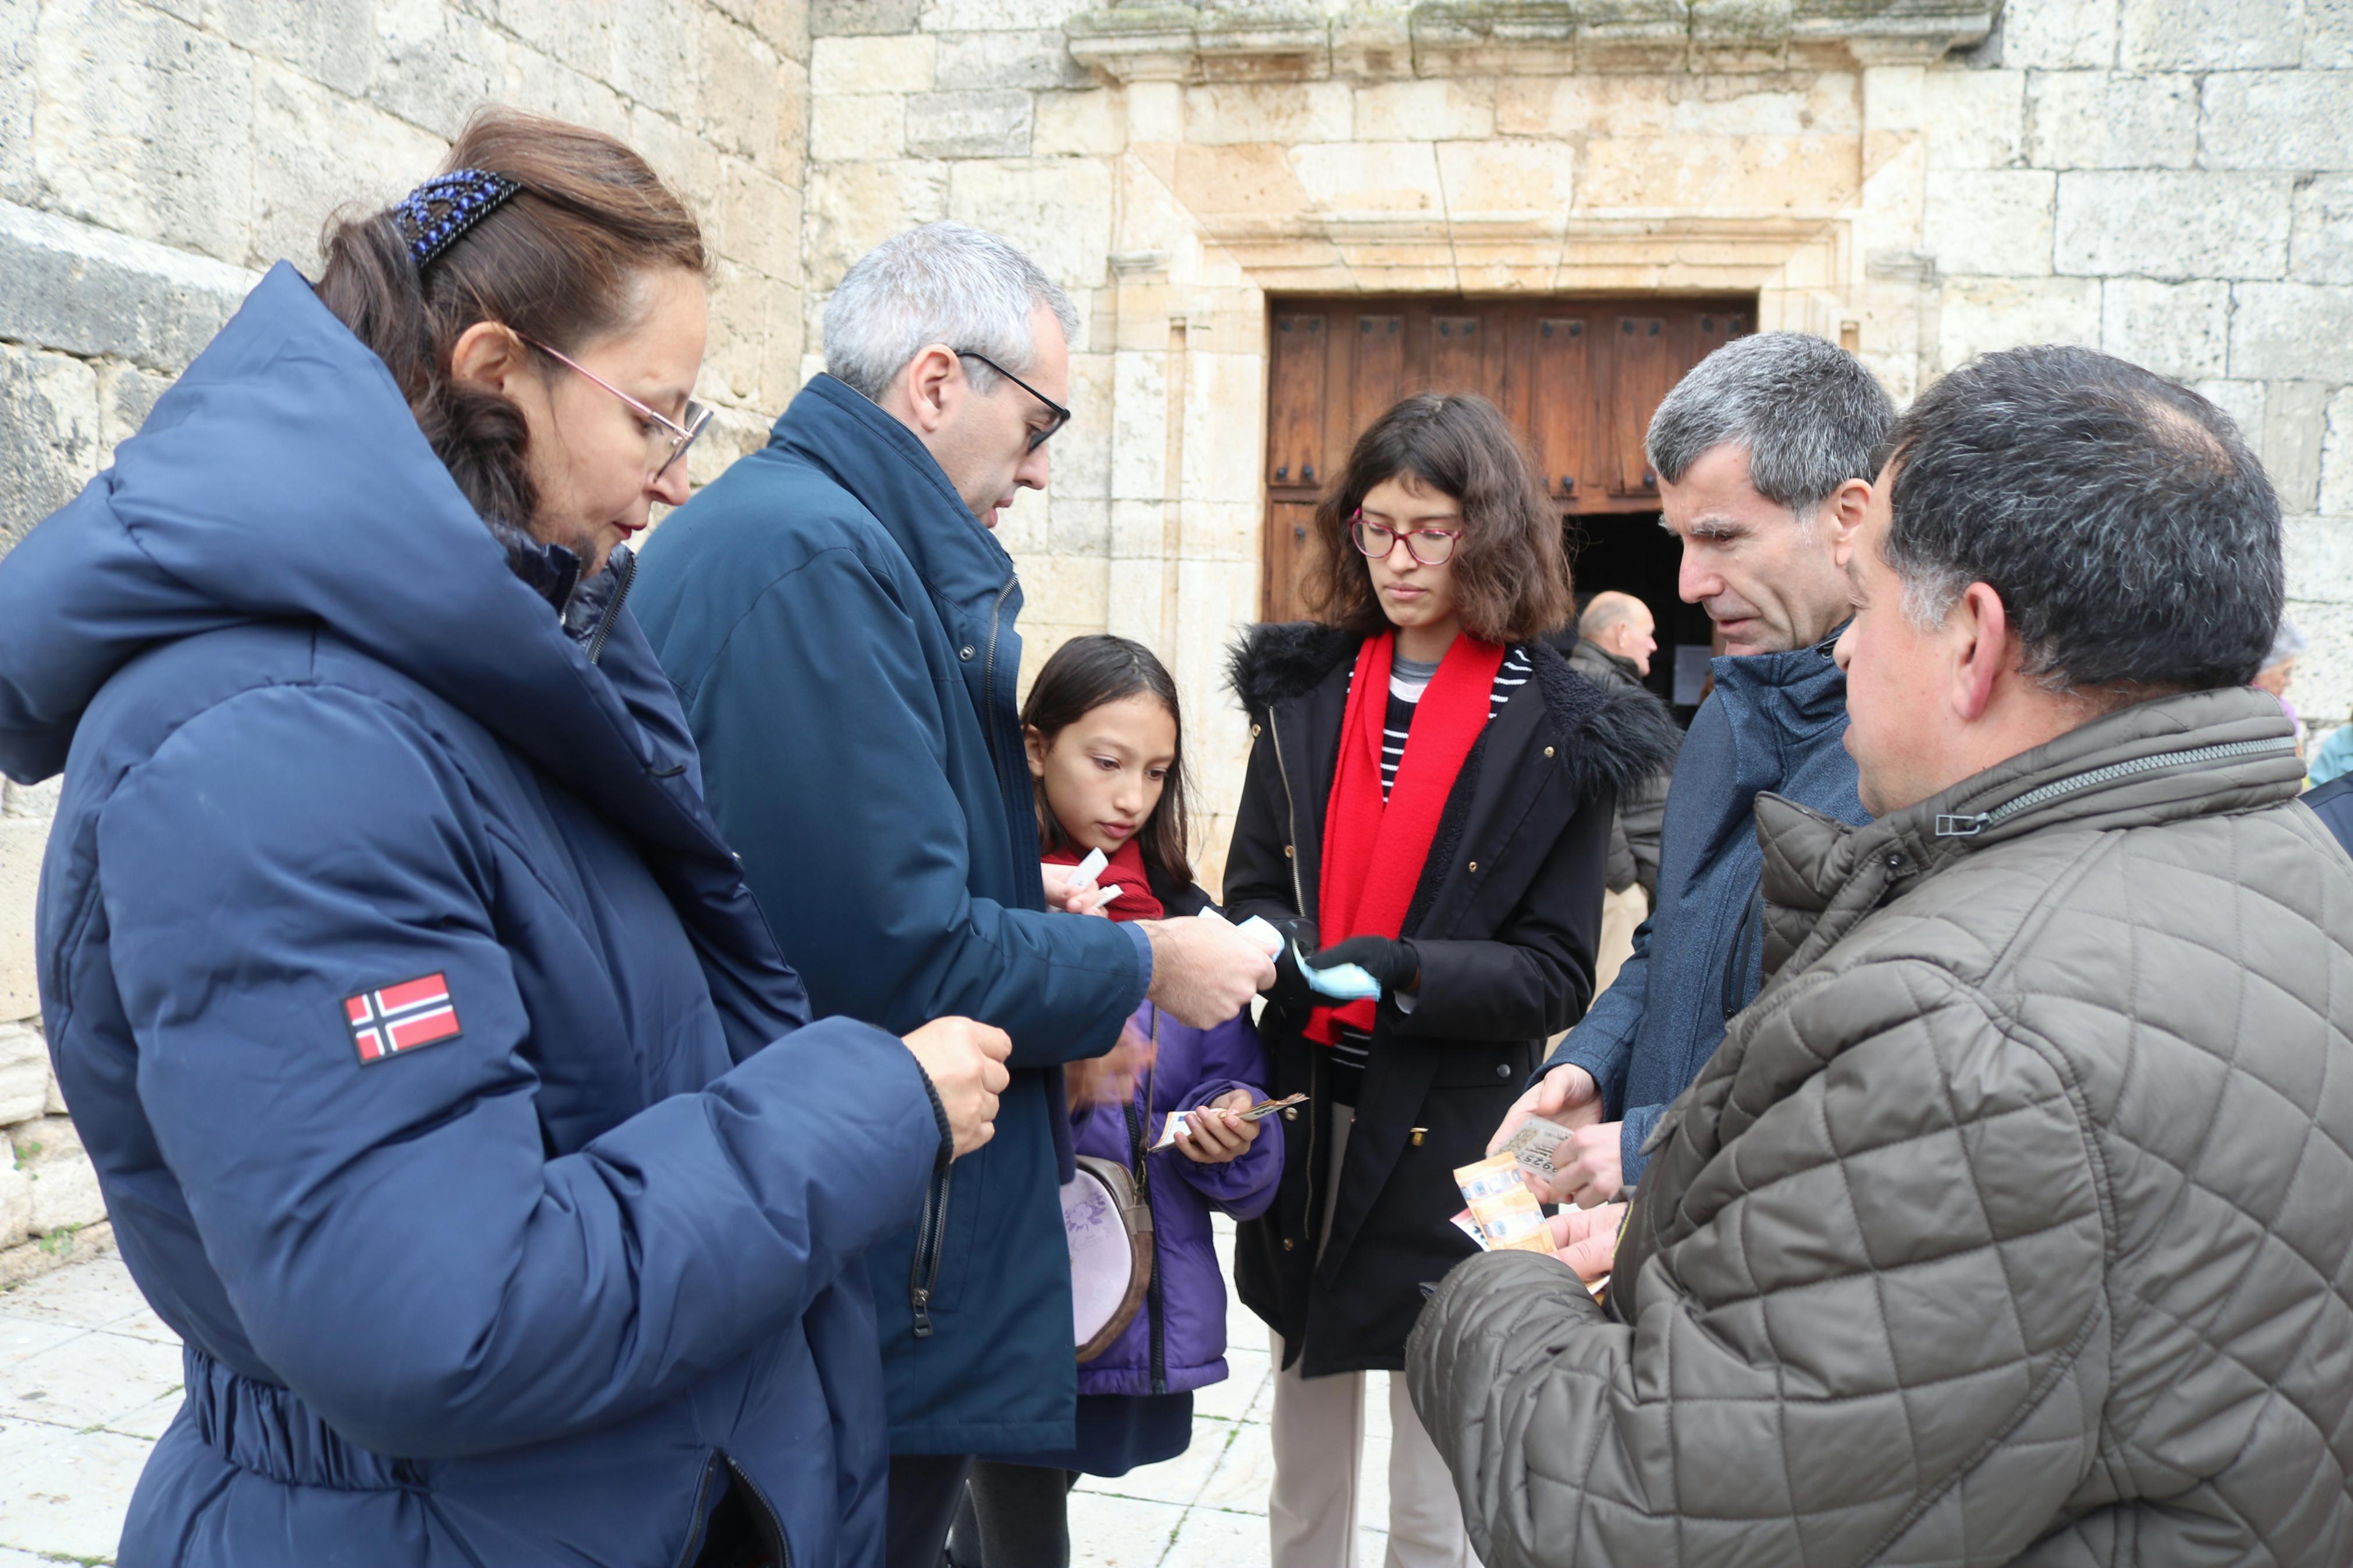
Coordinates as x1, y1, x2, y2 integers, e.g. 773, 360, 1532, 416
1021, 635, 1193, 886
1300, 393, 1575, 644
314, 107, 710, 535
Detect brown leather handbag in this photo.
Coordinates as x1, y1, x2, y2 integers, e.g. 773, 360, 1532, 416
1062, 1015, 1158, 1363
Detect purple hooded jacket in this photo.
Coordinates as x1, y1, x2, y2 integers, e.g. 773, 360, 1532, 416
1074, 998, 1281, 1396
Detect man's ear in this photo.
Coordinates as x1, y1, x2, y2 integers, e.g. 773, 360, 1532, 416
895, 344, 961, 436
450, 320, 528, 397
1950, 581, 2011, 723
1825, 475, 1872, 568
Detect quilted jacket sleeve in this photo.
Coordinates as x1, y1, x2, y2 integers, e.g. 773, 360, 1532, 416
1407, 959, 2110, 1567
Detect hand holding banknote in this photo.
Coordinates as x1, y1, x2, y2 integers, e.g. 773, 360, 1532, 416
1488, 1062, 1602, 1163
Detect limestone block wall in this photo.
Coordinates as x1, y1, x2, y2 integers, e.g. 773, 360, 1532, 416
1917, 0, 2353, 746
0, 0, 813, 1275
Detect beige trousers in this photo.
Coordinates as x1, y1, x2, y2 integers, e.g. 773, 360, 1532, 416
1267, 1105, 1479, 1568
1593, 883, 1649, 1001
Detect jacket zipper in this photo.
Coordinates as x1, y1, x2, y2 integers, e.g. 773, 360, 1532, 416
979, 573, 1018, 773
725, 1452, 792, 1568
1122, 1091, 1169, 1393
584, 545, 636, 666
1265, 706, 1318, 1273
1264, 708, 1309, 913
670, 1452, 725, 1568
1932, 735, 2298, 838
909, 1069, 954, 1338
910, 573, 1016, 1339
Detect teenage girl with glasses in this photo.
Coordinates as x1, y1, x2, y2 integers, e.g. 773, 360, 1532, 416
1222, 393, 1678, 1568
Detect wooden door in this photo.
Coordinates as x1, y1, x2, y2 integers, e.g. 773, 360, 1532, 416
1260, 294, 1751, 621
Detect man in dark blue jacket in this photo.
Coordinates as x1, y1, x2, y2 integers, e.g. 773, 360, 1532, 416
634, 222, 1273, 1568
1494, 332, 1893, 1204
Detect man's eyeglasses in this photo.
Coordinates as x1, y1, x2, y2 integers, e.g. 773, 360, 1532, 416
520, 335, 713, 482
1350, 510, 1464, 567
954, 350, 1071, 451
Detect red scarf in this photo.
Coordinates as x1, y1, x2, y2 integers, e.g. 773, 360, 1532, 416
1307, 631, 1505, 1044
1042, 835, 1164, 923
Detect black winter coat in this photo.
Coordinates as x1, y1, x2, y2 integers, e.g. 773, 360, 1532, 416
1222, 624, 1679, 1375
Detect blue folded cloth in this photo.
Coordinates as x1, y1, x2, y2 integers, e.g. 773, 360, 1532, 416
1296, 940, 1382, 1002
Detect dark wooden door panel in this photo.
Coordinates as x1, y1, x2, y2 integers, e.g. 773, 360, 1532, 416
1264, 499, 1318, 625
1531, 315, 1593, 503
1426, 314, 1485, 397
1268, 311, 1325, 486
1606, 314, 1676, 497
1349, 315, 1405, 471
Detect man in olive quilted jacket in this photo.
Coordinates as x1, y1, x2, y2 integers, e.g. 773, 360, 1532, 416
1408, 345, 2353, 1566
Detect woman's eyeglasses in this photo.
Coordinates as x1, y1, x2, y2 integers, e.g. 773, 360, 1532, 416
954, 350, 1072, 451
520, 335, 713, 482
1350, 510, 1464, 567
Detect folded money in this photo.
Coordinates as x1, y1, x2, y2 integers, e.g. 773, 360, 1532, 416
1453, 1151, 1556, 1254
1501, 1116, 1572, 1178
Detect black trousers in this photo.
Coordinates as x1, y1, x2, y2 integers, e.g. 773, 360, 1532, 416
949, 1461, 1081, 1568
886, 1453, 975, 1568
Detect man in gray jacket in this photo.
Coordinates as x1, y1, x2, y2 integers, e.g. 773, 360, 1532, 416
1410, 345, 2353, 1565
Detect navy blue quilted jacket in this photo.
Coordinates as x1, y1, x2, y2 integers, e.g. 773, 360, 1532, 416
0, 265, 940, 1568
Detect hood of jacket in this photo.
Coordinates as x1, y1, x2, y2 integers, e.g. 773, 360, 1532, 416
1226, 620, 1679, 809
1756, 684, 2305, 984
0, 263, 726, 860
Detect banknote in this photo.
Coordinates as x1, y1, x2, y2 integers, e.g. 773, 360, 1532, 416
1453, 1151, 1556, 1254
1500, 1116, 1572, 1179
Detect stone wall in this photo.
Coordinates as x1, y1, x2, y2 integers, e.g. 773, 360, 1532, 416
799, 0, 2352, 887
0, 0, 812, 1277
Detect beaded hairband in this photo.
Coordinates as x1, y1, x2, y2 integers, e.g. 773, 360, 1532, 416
391, 169, 523, 272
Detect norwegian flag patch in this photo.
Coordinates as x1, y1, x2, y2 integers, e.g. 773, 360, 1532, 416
344, 973, 462, 1065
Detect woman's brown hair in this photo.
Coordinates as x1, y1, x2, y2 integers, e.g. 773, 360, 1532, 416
1020, 635, 1193, 886
1299, 393, 1575, 644
314, 108, 709, 536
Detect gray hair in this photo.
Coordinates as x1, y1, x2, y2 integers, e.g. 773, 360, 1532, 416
1646, 330, 1895, 527
2266, 616, 2308, 669
822, 221, 1078, 401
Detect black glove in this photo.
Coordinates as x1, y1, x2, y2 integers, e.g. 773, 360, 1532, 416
1261, 918, 1319, 1012
1307, 936, 1420, 995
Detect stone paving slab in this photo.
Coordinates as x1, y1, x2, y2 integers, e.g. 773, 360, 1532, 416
0, 1219, 1417, 1566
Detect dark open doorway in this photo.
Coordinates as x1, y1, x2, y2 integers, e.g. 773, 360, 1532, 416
1260, 294, 1752, 719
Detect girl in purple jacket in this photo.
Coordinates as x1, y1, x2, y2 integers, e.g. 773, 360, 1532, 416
950, 635, 1283, 1567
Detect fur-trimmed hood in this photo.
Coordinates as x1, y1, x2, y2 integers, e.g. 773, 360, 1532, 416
1226, 620, 1679, 808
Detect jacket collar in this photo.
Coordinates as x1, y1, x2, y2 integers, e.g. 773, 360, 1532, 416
1755, 685, 2305, 983
1568, 638, 1641, 688
767, 373, 1016, 612
1709, 624, 1850, 734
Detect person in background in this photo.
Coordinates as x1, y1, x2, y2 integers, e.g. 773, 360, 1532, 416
1492, 331, 1891, 1212
950, 634, 1282, 1568
2309, 710, 2353, 787
1222, 393, 1677, 1568
0, 112, 1011, 1568
2255, 614, 2306, 758
1564, 590, 1674, 994
631, 222, 1273, 1568
1412, 343, 2353, 1567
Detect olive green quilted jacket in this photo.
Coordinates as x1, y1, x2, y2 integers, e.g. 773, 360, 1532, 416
1408, 687, 2353, 1566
